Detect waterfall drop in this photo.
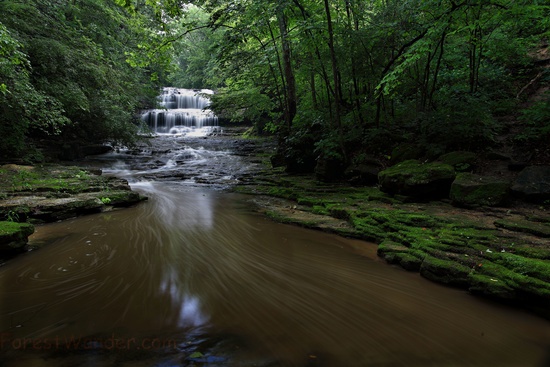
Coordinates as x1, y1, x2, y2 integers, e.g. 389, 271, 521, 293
142, 88, 219, 136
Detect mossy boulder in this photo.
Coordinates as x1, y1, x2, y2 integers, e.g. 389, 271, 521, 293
378, 160, 456, 199
0, 221, 34, 252
511, 165, 550, 203
437, 151, 477, 172
450, 173, 510, 207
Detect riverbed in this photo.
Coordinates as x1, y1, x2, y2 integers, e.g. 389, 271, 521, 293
1, 134, 549, 366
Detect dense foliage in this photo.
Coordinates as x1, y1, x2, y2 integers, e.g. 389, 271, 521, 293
0, 0, 163, 161
164, 0, 550, 174
1, 0, 549, 170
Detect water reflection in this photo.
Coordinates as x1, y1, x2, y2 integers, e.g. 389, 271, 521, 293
0, 183, 549, 366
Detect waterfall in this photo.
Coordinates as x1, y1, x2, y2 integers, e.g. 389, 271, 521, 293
142, 88, 219, 136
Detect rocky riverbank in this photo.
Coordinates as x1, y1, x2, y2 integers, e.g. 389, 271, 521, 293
0, 164, 146, 259
232, 147, 550, 320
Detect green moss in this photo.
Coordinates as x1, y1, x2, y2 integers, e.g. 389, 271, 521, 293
1, 165, 110, 195
377, 240, 409, 255
348, 187, 398, 204
475, 260, 550, 298
438, 151, 477, 172
325, 205, 350, 220
450, 173, 510, 207
379, 159, 455, 185
297, 197, 322, 206
311, 205, 329, 215
468, 273, 517, 299
513, 246, 550, 260
420, 255, 472, 287
493, 252, 550, 282
0, 221, 34, 249
350, 215, 387, 242
0, 221, 34, 238
397, 253, 423, 271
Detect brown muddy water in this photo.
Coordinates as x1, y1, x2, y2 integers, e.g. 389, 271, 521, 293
1, 136, 550, 366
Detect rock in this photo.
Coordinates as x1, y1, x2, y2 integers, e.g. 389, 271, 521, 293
0, 164, 146, 223
378, 160, 456, 199
344, 164, 380, 185
390, 144, 425, 164
0, 221, 34, 253
508, 160, 529, 171
494, 219, 550, 238
511, 166, 550, 203
25, 196, 104, 222
270, 151, 286, 168
509, 151, 533, 171
437, 151, 476, 172
377, 240, 409, 256
315, 156, 345, 182
486, 151, 512, 161
450, 173, 510, 207
377, 241, 423, 271
468, 273, 517, 300
81, 144, 113, 156
420, 255, 471, 287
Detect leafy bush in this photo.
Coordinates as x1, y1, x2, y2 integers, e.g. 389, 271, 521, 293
419, 92, 498, 156
516, 91, 550, 144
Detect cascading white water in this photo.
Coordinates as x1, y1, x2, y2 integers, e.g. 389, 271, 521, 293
142, 87, 219, 136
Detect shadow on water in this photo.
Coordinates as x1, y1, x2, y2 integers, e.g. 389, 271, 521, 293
1, 136, 550, 366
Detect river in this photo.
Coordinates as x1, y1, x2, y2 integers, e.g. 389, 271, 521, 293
1, 133, 549, 367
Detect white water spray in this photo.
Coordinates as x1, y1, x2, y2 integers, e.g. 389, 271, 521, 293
142, 88, 219, 136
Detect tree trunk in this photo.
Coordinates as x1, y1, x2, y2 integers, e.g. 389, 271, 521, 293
276, 2, 297, 131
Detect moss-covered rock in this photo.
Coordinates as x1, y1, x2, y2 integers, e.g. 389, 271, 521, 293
468, 273, 517, 300
420, 255, 471, 287
378, 160, 456, 199
377, 240, 409, 256
450, 173, 510, 207
0, 221, 34, 252
438, 151, 477, 172
0, 165, 146, 223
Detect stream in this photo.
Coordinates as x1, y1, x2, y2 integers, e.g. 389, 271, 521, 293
1, 132, 550, 365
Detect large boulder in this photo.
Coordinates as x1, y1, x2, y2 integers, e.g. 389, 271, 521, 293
344, 155, 382, 186
315, 155, 346, 182
511, 166, 550, 203
344, 164, 380, 185
378, 160, 456, 199
450, 173, 510, 207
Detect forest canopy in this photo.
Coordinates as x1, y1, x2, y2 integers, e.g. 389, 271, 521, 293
0, 0, 163, 160
1, 0, 549, 171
